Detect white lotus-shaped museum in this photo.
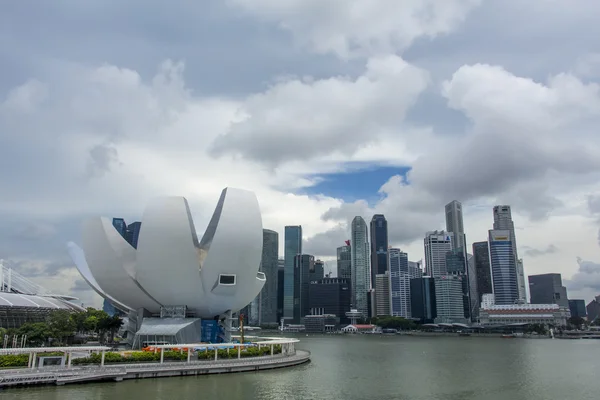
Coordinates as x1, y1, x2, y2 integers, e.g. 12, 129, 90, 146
67, 187, 266, 318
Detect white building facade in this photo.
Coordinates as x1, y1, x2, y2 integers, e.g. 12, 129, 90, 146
424, 231, 453, 277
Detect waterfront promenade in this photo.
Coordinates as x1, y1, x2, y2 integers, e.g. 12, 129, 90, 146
0, 350, 310, 388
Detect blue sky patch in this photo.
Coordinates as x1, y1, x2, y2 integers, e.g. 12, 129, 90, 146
303, 164, 411, 203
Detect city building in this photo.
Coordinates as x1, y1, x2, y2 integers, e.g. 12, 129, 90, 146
309, 278, 351, 325
284, 225, 302, 320
375, 272, 391, 316
445, 200, 466, 254
311, 259, 325, 282
102, 299, 125, 317
293, 254, 314, 323
351, 216, 371, 318
466, 254, 479, 319
259, 229, 279, 325
472, 241, 492, 302
277, 259, 284, 323
112, 218, 127, 239
367, 289, 377, 319
493, 205, 526, 302
568, 299, 587, 319
0, 261, 85, 329
528, 273, 569, 308
479, 302, 570, 326
488, 229, 519, 305
303, 314, 338, 333
410, 277, 437, 324
434, 275, 466, 323
424, 231, 453, 277
126, 221, 142, 249
336, 242, 352, 280
370, 214, 389, 287
389, 248, 411, 318
68, 187, 267, 347
586, 296, 600, 322
408, 261, 423, 279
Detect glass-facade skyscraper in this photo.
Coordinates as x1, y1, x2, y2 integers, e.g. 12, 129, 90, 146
493, 205, 526, 302
336, 243, 352, 280
284, 226, 302, 320
259, 229, 279, 325
389, 248, 411, 318
370, 214, 389, 287
351, 216, 370, 318
488, 229, 519, 305
473, 241, 492, 302
293, 254, 313, 323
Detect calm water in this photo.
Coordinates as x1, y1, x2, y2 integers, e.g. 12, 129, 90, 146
2, 335, 598, 400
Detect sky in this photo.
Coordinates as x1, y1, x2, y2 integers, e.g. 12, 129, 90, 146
1, 0, 600, 308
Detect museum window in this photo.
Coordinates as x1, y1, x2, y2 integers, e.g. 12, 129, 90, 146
219, 274, 236, 285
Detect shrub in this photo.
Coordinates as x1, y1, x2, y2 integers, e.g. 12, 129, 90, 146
0, 354, 29, 368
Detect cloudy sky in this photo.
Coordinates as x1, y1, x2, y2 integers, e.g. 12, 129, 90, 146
1, 0, 600, 307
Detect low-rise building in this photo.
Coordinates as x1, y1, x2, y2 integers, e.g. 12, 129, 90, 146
479, 303, 570, 326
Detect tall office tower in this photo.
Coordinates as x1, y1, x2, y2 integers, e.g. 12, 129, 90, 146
528, 273, 569, 308
337, 242, 352, 280
488, 230, 519, 305
293, 254, 314, 323
445, 200, 466, 252
389, 248, 411, 318
370, 215, 389, 287
375, 272, 391, 316
568, 299, 587, 318
424, 231, 453, 277
434, 275, 466, 323
276, 259, 284, 323
446, 248, 471, 319
311, 259, 325, 282
586, 296, 600, 322
408, 261, 423, 278
472, 241, 492, 302
466, 254, 479, 319
410, 277, 437, 324
126, 221, 142, 249
351, 216, 371, 318
284, 226, 302, 320
309, 278, 352, 324
112, 218, 128, 239
493, 206, 526, 302
259, 229, 279, 325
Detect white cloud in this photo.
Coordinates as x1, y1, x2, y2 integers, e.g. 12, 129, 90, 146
228, 0, 482, 59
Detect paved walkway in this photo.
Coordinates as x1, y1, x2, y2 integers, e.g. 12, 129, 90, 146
0, 351, 311, 388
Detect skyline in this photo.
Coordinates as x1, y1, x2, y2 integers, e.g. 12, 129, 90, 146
1, 1, 600, 307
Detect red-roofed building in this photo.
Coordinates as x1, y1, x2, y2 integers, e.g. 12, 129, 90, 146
341, 324, 376, 333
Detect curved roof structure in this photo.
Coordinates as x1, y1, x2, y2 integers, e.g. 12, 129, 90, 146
0, 292, 84, 311
69, 187, 265, 318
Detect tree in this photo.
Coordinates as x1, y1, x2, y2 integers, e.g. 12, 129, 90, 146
17, 323, 51, 346
568, 316, 585, 330
47, 310, 77, 345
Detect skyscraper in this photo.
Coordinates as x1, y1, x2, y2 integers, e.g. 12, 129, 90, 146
126, 221, 142, 249
493, 206, 526, 302
445, 201, 466, 253
351, 216, 370, 318
528, 273, 569, 308
293, 254, 314, 323
337, 242, 352, 280
284, 226, 302, 320
435, 275, 466, 323
311, 259, 325, 282
375, 272, 391, 316
277, 258, 284, 323
488, 229, 519, 305
389, 248, 411, 318
410, 277, 437, 323
112, 218, 127, 239
259, 229, 279, 325
370, 214, 389, 287
472, 241, 492, 302
424, 231, 453, 277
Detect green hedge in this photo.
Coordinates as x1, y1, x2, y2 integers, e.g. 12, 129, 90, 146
197, 344, 282, 360
0, 352, 70, 368
72, 351, 187, 365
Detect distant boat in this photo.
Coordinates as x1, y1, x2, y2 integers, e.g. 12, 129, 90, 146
501, 334, 516, 338
458, 332, 471, 337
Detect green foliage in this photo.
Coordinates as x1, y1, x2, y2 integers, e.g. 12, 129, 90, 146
567, 316, 586, 330
525, 323, 548, 335
17, 322, 52, 346
372, 316, 416, 331
197, 345, 282, 360
72, 351, 188, 365
47, 310, 77, 344
0, 354, 29, 368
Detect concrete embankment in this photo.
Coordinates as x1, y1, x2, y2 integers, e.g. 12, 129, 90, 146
0, 351, 311, 388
